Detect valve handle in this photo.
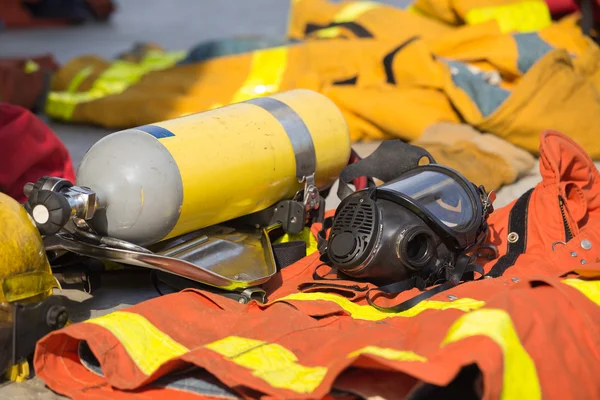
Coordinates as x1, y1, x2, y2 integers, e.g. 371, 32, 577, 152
25, 189, 71, 236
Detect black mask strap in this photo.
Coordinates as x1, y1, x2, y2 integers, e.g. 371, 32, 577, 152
365, 255, 483, 313
316, 216, 335, 257
298, 281, 370, 293
291, 263, 371, 293
337, 140, 436, 200
300, 252, 484, 311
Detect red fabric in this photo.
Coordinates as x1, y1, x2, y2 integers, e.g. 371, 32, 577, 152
546, 0, 579, 16
545, 0, 600, 21
33, 130, 600, 399
0, 54, 59, 110
0, 103, 75, 203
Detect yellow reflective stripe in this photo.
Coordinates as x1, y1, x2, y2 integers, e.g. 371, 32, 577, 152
562, 278, 600, 307
349, 346, 427, 362
140, 49, 187, 70
45, 50, 185, 120
407, 4, 425, 16
24, 60, 39, 74
464, 1, 551, 33
45, 91, 104, 120
274, 292, 485, 321
442, 309, 541, 400
333, 1, 381, 22
230, 47, 288, 104
85, 311, 188, 376
205, 336, 327, 394
313, 26, 343, 38
90, 60, 146, 94
66, 65, 94, 93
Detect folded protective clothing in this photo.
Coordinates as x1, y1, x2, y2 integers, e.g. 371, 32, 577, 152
412, 122, 536, 191
319, 21, 600, 156
0, 103, 75, 203
44, 0, 600, 165
34, 130, 600, 399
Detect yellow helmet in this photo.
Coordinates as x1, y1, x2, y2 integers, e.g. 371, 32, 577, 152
0, 192, 60, 382
0, 192, 58, 304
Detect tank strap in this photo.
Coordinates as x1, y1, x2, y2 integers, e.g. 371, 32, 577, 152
484, 188, 533, 278
245, 97, 316, 181
272, 241, 308, 270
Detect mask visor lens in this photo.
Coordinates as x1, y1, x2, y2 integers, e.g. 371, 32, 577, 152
379, 169, 475, 231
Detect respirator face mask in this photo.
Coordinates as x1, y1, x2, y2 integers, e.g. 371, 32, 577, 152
324, 164, 494, 289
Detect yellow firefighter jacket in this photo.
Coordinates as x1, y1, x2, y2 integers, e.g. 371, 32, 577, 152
44, 0, 600, 189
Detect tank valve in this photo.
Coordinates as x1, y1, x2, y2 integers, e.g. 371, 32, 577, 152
24, 176, 101, 235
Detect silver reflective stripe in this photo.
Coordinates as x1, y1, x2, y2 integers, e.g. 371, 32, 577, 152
245, 97, 317, 180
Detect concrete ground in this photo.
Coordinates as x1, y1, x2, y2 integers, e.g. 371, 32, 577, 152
0, 0, 588, 398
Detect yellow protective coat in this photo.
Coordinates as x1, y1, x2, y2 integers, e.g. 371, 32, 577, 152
45, 0, 600, 164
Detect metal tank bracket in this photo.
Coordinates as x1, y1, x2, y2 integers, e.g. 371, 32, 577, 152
268, 173, 325, 235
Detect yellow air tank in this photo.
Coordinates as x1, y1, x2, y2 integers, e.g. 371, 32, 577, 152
69, 89, 351, 245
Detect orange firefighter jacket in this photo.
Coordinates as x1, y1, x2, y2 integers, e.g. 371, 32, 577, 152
34, 130, 600, 399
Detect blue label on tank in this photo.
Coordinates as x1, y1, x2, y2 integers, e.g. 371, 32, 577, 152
137, 124, 175, 139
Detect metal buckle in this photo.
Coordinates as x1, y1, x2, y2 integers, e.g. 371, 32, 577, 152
293, 173, 324, 225
478, 185, 496, 218
297, 174, 320, 213
238, 287, 267, 304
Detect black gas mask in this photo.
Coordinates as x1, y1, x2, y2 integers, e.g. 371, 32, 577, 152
318, 141, 496, 311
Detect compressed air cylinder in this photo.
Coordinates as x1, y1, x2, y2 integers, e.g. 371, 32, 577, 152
75, 89, 351, 246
